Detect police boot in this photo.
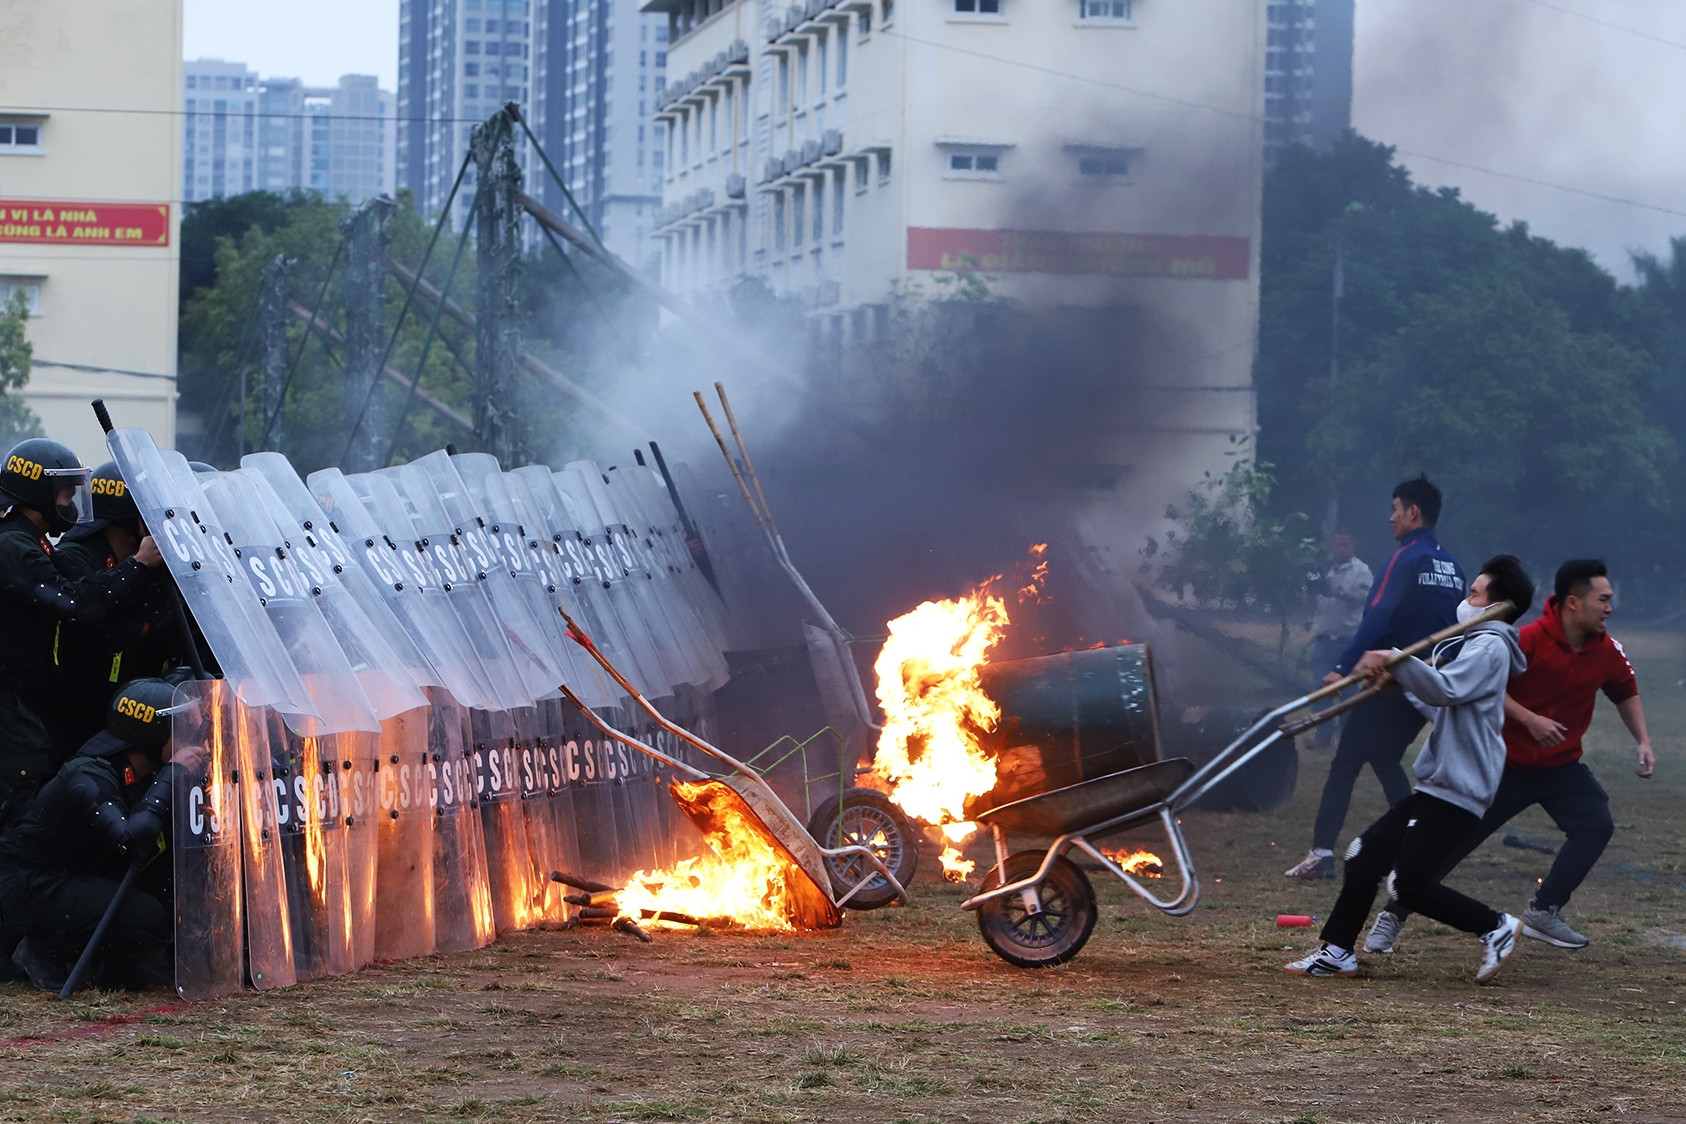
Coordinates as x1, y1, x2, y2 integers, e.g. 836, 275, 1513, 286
11, 937, 69, 994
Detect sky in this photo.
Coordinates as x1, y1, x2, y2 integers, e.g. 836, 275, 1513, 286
181, 0, 1686, 279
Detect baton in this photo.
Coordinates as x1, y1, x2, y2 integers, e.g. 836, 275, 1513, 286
58, 852, 146, 1000
91, 399, 211, 681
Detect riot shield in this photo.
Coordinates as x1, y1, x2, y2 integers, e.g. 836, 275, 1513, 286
234, 696, 296, 990
613, 466, 732, 686
428, 688, 495, 951
170, 678, 245, 1001
269, 711, 353, 981
107, 429, 316, 719
470, 707, 538, 933
532, 697, 583, 917
350, 470, 536, 712
396, 453, 564, 703
193, 470, 384, 737
306, 468, 502, 712
560, 698, 624, 886
335, 728, 381, 970
244, 452, 444, 697
511, 705, 567, 925
509, 465, 657, 698
372, 705, 436, 961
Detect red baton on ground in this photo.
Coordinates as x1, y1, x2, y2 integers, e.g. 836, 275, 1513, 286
1277, 914, 1317, 928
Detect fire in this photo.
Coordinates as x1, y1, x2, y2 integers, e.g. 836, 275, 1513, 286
1019, 542, 1051, 603
614, 780, 799, 931
1101, 847, 1164, 878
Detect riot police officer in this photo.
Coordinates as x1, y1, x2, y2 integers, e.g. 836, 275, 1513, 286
0, 439, 165, 825
0, 678, 185, 992
52, 462, 184, 748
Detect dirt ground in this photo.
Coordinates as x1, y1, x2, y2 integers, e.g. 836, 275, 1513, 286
2, 635, 1684, 1124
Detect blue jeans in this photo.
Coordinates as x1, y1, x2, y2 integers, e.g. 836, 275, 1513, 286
1310, 634, 1351, 741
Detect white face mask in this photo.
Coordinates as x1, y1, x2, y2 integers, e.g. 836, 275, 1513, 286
1456, 598, 1484, 624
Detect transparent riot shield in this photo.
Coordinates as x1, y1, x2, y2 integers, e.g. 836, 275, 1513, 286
532, 697, 583, 918
428, 688, 495, 951
395, 453, 563, 703
170, 678, 245, 1001
560, 698, 624, 886
470, 707, 537, 933
453, 453, 615, 709
307, 468, 501, 712
511, 705, 566, 925
351, 470, 536, 713
270, 712, 352, 981
194, 471, 384, 737
334, 729, 381, 971
242, 455, 442, 702
372, 705, 436, 961
107, 429, 315, 718
509, 465, 657, 698
235, 697, 296, 990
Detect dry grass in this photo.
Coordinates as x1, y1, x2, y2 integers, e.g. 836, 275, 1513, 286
3, 635, 1685, 1122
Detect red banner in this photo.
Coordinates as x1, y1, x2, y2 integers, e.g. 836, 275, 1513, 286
907, 227, 1249, 279
0, 200, 170, 247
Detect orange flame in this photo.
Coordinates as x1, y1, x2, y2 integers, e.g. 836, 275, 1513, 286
1101, 847, 1164, 877
1018, 542, 1051, 604
614, 780, 799, 930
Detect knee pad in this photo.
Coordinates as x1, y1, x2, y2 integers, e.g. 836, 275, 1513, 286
1344, 836, 1363, 861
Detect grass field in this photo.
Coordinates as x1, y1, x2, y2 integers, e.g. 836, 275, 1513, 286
2, 635, 1683, 1123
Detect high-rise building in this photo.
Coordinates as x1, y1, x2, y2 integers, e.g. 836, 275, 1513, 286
188, 67, 395, 204
531, 0, 668, 268
183, 59, 261, 203
1, 0, 183, 462
1264, 0, 1353, 158
396, 0, 534, 227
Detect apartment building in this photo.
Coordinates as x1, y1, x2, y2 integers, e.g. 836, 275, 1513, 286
0, 0, 182, 462
1264, 0, 1354, 158
183, 59, 261, 203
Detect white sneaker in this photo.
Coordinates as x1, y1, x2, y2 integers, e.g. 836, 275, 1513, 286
1284, 944, 1357, 977
1476, 913, 1522, 984
1364, 909, 1404, 954
1283, 849, 1336, 880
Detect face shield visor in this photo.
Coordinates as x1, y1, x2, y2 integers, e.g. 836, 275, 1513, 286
43, 467, 93, 534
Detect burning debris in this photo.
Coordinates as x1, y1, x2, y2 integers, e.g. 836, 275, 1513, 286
1100, 847, 1165, 878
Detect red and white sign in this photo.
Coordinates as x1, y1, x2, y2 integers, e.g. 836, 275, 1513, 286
907, 227, 1249, 279
0, 199, 170, 247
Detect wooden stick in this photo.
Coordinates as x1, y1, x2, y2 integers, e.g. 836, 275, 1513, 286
714, 382, 778, 537
1301, 602, 1512, 707
694, 392, 768, 535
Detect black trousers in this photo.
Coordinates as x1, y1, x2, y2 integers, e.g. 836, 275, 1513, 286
0, 868, 170, 965
1321, 792, 1503, 952
1312, 687, 1424, 850
1387, 760, 1614, 918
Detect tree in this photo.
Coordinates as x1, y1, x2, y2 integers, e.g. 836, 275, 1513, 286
0, 291, 44, 450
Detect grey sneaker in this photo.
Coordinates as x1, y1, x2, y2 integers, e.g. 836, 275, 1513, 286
1521, 902, 1589, 949
1476, 913, 1522, 984
1284, 849, 1336, 881
1364, 909, 1404, 954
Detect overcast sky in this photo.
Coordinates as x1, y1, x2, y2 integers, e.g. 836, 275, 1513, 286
182, 0, 1685, 279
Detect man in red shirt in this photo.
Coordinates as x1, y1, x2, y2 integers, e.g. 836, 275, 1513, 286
1366, 559, 1654, 952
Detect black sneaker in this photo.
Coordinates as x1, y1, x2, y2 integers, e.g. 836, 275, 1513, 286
11, 937, 68, 994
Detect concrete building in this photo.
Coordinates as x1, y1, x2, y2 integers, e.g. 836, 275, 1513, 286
645, 0, 1266, 546
531, 0, 668, 269
397, 0, 534, 226
183, 59, 261, 203
0, 0, 182, 463
186, 67, 395, 205
1264, 0, 1353, 158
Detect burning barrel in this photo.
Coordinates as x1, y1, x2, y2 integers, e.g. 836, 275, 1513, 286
964, 645, 1296, 818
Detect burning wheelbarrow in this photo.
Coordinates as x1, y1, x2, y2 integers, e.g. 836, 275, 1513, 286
556, 609, 910, 927
959, 605, 1511, 967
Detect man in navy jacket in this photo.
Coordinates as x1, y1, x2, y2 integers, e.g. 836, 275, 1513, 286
1285, 476, 1465, 880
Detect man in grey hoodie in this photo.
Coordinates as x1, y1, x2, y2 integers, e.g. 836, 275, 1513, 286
1286, 555, 1533, 983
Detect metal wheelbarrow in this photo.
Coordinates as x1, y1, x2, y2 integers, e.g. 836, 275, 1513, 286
960, 604, 1513, 967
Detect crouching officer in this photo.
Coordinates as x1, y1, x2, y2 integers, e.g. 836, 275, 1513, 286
0, 439, 166, 826
0, 678, 188, 992
52, 462, 184, 748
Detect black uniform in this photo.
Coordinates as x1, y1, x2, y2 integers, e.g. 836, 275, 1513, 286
0, 509, 152, 822
0, 731, 177, 984
50, 534, 180, 747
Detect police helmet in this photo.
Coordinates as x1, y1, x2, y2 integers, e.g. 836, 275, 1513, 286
62, 460, 141, 542
0, 438, 93, 534
105, 677, 180, 753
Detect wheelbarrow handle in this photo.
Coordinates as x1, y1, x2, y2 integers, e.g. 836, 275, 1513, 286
1301, 601, 1511, 706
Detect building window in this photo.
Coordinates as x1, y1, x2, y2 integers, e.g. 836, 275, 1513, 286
953, 0, 1002, 13
773, 193, 787, 252
1079, 0, 1132, 18
465, 40, 480, 54
466, 17, 481, 30
656, 51, 666, 64
1075, 148, 1134, 176
793, 184, 805, 247
882, 0, 895, 21
465, 83, 479, 98
878, 150, 891, 182
813, 177, 825, 241
0, 121, 44, 153
465, 62, 480, 76
0, 278, 41, 317
947, 152, 999, 175
855, 158, 868, 191
837, 31, 848, 86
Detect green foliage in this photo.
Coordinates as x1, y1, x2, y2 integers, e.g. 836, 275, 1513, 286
0, 291, 44, 449
1144, 437, 1319, 645
1256, 135, 1674, 594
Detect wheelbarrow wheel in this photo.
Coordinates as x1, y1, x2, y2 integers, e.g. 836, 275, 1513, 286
807, 787, 918, 910
976, 849, 1097, 969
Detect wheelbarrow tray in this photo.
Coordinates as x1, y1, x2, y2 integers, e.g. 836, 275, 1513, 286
972, 758, 1196, 838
